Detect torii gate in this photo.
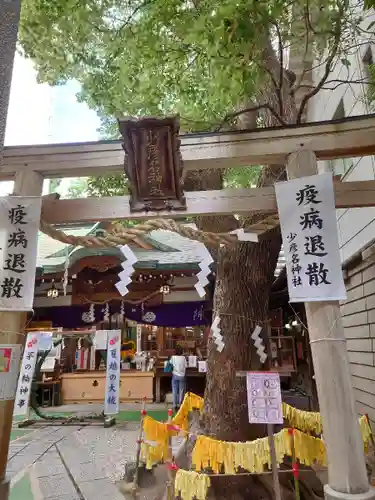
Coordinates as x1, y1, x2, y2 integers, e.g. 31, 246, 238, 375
0, 114, 374, 500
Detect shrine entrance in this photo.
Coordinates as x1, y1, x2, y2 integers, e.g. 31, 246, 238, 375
1, 115, 375, 500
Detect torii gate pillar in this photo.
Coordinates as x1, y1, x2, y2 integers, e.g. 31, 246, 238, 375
0, 2, 23, 498
286, 151, 375, 500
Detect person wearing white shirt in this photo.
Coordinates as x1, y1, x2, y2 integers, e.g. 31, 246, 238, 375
170, 346, 187, 411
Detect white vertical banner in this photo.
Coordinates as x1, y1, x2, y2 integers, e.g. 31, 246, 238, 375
104, 330, 121, 415
136, 324, 142, 353
14, 334, 39, 415
0, 344, 22, 401
275, 172, 346, 302
94, 330, 108, 350
90, 345, 96, 371
0, 197, 42, 311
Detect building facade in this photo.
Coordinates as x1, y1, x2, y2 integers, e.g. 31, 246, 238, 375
309, 8, 375, 421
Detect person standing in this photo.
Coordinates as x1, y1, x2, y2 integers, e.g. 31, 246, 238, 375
170, 346, 187, 411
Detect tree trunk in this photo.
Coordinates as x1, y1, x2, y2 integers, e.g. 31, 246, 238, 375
203, 230, 281, 442
182, 27, 323, 500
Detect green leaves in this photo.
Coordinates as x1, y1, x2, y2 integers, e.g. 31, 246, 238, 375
19, 0, 375, 194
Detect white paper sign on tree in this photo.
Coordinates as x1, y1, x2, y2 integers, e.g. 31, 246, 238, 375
275, 172, 346, 302
0, 197, 42, 311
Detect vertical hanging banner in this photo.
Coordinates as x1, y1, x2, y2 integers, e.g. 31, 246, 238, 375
14, 334, 39, 415
0, 197, 42, 311
0, 344, 22, 401
275, 173, 346, 302
104, 330, 121, 415
136, 324, 142, 353
247, 372, 283, 424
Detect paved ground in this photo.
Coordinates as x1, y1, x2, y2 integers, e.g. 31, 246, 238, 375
7, 404, 173, 500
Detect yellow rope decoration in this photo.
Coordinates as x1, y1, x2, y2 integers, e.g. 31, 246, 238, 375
140, 393, 373, 473
175, 470, 211, 500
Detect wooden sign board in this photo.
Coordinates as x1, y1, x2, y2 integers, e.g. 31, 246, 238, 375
176, 340, 196, 349
118, 116, 187, 212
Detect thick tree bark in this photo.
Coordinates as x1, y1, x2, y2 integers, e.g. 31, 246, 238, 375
182, 27, 323, 500
203, 230, 281, 442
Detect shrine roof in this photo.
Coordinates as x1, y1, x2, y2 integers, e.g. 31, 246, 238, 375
37, 224, 208, 275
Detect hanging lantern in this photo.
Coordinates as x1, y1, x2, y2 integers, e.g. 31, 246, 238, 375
47, 281, 59, 299
160, 284, 171, 295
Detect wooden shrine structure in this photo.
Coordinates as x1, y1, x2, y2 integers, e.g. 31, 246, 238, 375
1, 113, 375, 500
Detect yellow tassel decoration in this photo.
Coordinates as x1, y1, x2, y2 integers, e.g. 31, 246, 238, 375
141, 393, 373, 473
282, 403, 323, 434
173, 392, 204, 431
175, 470, 211, 500
192, 428, 328, 474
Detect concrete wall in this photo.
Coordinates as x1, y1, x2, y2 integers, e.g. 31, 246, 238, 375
308, 7, 375, 418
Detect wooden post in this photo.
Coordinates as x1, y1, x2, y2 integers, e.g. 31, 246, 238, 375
286, 151, 374, 500
267, 424, 282, 500
132, 397, 147, 498
0, 4, 23, 494
166, 408, 175, 500
0, 171, 43, 499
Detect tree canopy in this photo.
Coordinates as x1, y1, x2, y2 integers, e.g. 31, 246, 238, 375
19, 0, 374, 198
19, 0, 369, 135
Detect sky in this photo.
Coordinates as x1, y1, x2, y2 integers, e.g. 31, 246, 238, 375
2, 53, 101, 196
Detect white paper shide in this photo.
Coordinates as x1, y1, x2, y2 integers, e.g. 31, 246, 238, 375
275, 173, 346, 302
0, 197, 42, 311
104, 330, 121, 415
14, 334, 39, 415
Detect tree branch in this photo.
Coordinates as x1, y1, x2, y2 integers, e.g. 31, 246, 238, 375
217, 103, 287, 131
291, 5, 312, 93
297, 78, 370, 91
273, 22, 284, 115
296, 4, 344, 123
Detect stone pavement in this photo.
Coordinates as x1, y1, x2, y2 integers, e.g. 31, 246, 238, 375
6, 421, 141, 500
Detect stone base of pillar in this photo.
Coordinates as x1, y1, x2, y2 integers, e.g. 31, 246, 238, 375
0, 478, 10, 500
325, 485, 375, 500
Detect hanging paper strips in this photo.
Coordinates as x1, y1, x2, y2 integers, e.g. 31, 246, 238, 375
194, 244, 213, 298
141, 392, 204, 469
140, 392, 373, 474
282, 402, 323, 435
251, 326, 267, 364
175, 470, 211, 500
116, 245, 138, 296
211, 316, 224, 352
191, 428, 327, 474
